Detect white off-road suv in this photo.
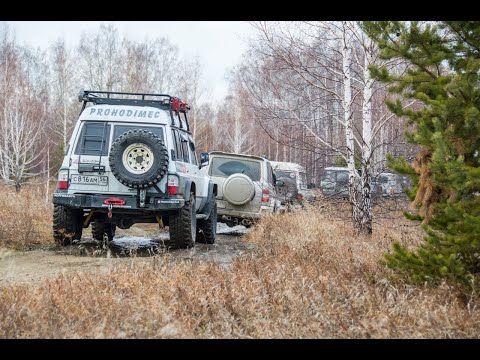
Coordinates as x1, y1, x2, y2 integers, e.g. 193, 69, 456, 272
201, 151, 282, 228
52, 90, 217, 248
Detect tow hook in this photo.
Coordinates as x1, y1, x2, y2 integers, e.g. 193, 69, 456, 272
107, 204, 113, 219
139, 189, 147, 208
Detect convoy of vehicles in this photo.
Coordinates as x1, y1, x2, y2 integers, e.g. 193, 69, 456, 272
320, 167, 405, 199
52, 90, 405, 247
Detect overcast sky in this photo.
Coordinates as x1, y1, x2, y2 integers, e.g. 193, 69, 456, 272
7, 21, 258, 103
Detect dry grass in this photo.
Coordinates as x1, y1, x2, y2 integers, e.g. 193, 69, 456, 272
0, 185, 53, 248
0, 207, 479, 338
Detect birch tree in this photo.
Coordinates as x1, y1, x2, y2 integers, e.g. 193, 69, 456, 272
242, 21, 414, 234
49, 39, 78, 149
77, 24, 122, 91
174, 56, 206, 142
0, 22, 16, 182
0, 24, 44, 189
219, 71, 255, 154
0, 95, 46, 190
193, 102, 215, 153
121, 37, 179, 93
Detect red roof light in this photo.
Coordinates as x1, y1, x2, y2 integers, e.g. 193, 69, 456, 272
171, 97, 189, 115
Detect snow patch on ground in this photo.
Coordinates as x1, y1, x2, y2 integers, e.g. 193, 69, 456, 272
108, 224, 247, 248
112, 236, 157, 247
216, 223, 248, 235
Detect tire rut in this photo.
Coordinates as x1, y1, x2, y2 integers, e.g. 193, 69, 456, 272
0, 224, 252, 287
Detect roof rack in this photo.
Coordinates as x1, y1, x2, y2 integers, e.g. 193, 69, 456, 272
78, 89, 191, 131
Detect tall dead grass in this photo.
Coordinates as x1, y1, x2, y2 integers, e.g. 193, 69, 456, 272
0, 208, 478, 338
0, 185, 53, 248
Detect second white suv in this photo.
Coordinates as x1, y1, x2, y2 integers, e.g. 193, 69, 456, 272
201, 151, 282, 227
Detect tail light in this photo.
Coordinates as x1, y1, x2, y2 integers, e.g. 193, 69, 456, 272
58, 170, 69, 190
168, 176, 179, 195
261, 189, 270, 202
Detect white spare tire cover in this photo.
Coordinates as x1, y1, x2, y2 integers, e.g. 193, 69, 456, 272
222, 173, 255, 206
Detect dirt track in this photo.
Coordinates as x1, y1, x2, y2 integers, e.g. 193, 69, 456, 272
0, 223, 252, 287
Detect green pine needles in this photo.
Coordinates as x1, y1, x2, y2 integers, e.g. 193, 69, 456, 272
364, 21, 480, 287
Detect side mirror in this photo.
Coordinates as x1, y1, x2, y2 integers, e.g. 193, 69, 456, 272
200, 152, 209, 165
199, 152, 209, 169
275, 180, 285, 187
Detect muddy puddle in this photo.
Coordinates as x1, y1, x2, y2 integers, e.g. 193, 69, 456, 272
0, 223, 253, 287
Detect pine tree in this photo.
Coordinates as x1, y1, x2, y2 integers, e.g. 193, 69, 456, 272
363, 21, 480, 286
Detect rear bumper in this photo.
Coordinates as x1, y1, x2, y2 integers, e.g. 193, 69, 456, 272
53, 192, 185, 212
217, 205, 273, 220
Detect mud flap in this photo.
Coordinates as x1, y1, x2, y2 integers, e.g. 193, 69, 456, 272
199, 181, 215, 219
184, 180, 192, 202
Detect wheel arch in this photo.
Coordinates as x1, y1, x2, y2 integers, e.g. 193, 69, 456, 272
184, 180, 195, 201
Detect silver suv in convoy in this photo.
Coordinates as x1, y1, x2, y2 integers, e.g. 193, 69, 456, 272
270, 161, 311, 204
377, 172, 404, 197
201, 151, 282, 227
52, 90, 217, 249
320, 167, 352, 198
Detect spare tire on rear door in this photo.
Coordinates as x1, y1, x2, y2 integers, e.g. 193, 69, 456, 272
109, 129, 168, 189
222, 173, 255, 206
276, 176, 298, 203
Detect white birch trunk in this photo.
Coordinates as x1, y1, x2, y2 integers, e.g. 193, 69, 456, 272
275, 127, 279, 161
63, 95, 67, 149
46, 144, 50, 204
192, 106, 197, 143
360, 42, 374, 234
341, 23, 360, 229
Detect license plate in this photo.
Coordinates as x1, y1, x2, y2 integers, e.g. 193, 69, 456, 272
217, 200, 226, 209
71, 175, 108, 186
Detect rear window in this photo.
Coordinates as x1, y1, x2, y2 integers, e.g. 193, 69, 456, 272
379, 174, 399, 184
113, 125, 164, 141
299, 172, 307, 189
322, 170, 336, 182
336, 171, 349, 184
276, 170, 296, 179
74, 122, 111, 156
323, 170, 349, 184
210, 157, 261, 182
